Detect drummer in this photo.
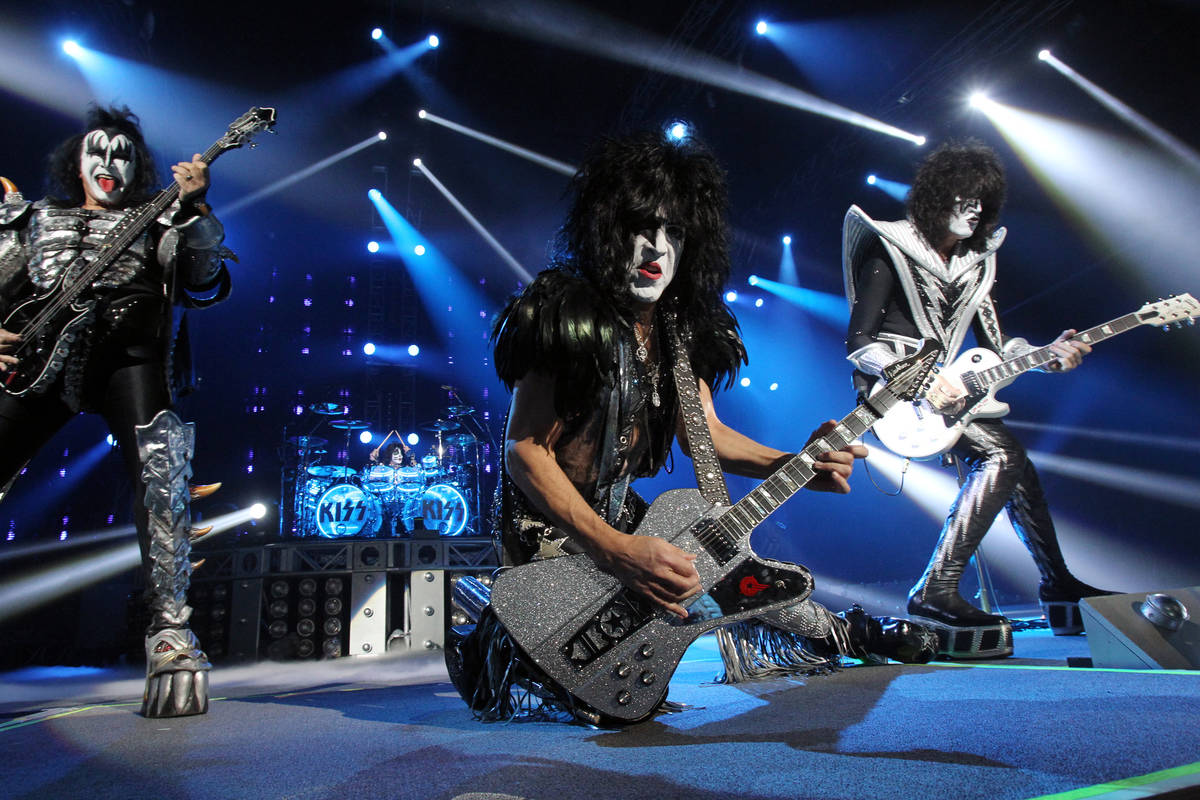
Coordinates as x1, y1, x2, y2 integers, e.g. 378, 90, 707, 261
369, 438, 418, 469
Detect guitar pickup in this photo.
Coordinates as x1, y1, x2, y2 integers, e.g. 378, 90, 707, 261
691, 514, 737, 564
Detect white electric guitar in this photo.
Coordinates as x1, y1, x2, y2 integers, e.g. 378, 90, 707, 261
870, 293, 1199, 460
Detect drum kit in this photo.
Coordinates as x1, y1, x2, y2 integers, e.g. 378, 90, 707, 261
282, 400, 489, 539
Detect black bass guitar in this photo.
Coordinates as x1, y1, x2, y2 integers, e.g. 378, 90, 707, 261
489, 341, 940, 723
2, 107, 276, 397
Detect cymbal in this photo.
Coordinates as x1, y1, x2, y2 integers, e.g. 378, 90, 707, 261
447, 404, 475, 417
444, 433, 476, 447
421, 419, 460, 432
287, 435, 328, 448
309, 402, 346, 416
329, 419, 368, 430
307, 465, 355, 478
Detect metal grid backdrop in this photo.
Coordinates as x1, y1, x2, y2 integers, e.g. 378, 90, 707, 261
188, 535, 499, 662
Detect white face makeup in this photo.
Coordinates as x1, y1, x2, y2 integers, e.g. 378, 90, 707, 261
947, 196, 982, 240
79, 129, 136, 207
625, 215, 684, 306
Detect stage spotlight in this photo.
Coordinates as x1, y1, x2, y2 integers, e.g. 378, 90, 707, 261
740, 377, 751, 387
769, 382, 779, 391
755, 298, 764, 308
915, 136, 927, 146
748, 275, 759, 286
363, 342, 376, 356
407, 433, 419, 446
367, 240, 380, 253
418, 109, 427, 119
669, 122, 688, 140
725, 290, 738, 302
407, 344, 420, 356
371, 28, 383, 41
428, 34, 440, 49
969, 92, 989, 109
1038, 49, 1051, 61
414, 244, 426, 256
368, 188, 381, 200
412, 157, 422, 167
377, 131, 387, 141
250, 503, 267, 519
755, 20, 768, 36
782, 235, 792, 245
359, 431, 373, 444
61, 40, 83, 58
105, 434, 116, 446
866, 174, 877, 185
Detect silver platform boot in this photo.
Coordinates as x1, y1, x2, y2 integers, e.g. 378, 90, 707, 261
137, 410, 211, 718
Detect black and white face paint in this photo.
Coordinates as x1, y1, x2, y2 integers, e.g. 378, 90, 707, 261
625, 214, 684, 306
80, 129, 136, 207
947, 196, 982, 240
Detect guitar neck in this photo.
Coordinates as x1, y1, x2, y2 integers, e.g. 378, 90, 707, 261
698, 385, 902, 556
971, 311, 1144, 389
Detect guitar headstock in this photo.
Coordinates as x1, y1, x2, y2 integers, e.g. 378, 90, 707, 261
881, 339, 942, 402
1136, 293, 1199, 328
215, 107, 277, 152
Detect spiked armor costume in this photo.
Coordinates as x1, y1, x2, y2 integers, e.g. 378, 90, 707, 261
843, 205, 1104, 657
0, 111, 231, 716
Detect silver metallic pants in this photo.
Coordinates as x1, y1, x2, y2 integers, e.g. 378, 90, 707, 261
914, 418, 1071, 599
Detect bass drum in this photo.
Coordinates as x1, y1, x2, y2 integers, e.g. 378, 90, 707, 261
414, 483, 469, 536
313, 482, 382, 538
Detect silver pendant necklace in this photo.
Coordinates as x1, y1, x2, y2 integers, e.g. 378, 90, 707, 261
633, 322, 660, 407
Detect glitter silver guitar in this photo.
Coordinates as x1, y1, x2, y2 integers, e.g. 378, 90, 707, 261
489, 340, 940, 723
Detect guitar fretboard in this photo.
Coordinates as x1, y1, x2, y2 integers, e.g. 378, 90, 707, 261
689, 382, 906, 563
968, 312, 1142, 388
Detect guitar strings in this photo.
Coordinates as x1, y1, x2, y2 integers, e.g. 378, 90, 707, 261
11, 140, 224, 357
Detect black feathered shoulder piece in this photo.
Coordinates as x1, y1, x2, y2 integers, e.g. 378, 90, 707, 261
492, 269, 624, 420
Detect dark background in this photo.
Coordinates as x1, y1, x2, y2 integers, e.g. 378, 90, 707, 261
1, 0, 1197, 662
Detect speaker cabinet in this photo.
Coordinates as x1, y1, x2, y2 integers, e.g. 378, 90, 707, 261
1081, 587, 1200, 670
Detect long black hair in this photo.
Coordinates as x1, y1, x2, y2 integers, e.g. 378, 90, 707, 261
907, 139, 1006, 252
45, 105, 160, 208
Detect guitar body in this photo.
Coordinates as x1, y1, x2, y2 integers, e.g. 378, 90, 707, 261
870, 347, 1013, 460
489, 488, 814, 723
2, 273, 95, 397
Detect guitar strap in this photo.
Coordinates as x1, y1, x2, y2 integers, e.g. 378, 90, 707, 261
667, 313, 854, 680
665, 313, 731, 507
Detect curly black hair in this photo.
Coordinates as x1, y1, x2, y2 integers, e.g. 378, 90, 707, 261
45, 105, 160, 208
907, 139, 1006, 252
553, 130, 746, 387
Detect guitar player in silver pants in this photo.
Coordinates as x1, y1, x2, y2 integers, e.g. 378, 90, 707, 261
0, 106, 231, 716
448, 131, 937, 723
842, 139, 1106, 659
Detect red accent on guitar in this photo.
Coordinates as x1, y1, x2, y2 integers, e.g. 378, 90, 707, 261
738, 575, 770, 596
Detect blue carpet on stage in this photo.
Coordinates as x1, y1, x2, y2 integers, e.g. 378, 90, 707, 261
1, 629, 1198, 800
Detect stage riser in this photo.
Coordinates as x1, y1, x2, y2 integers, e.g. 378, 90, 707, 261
189, 537, 499, 662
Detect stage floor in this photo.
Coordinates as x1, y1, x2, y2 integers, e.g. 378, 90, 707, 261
1, 628, 1198, 800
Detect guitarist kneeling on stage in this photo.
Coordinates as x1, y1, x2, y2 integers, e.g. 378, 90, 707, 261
0, 106, 232, 716
842, 139, 1108, 659
449, 131, 937, 723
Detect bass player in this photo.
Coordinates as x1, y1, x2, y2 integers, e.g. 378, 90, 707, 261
0, 105, 232, 715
